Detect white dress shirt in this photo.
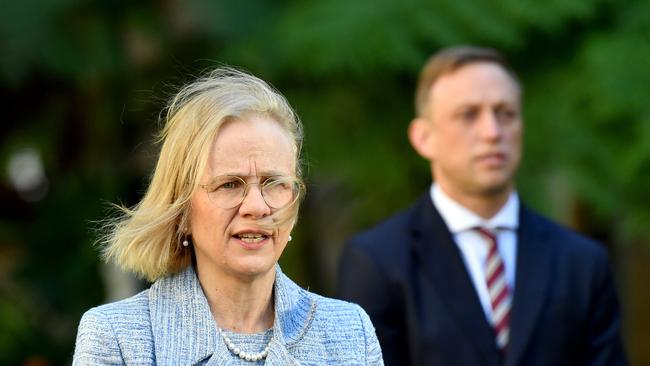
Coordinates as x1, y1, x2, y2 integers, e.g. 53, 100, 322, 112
430, 184, 519, 324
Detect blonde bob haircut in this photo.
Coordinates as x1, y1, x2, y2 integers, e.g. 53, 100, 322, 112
101, 67, 305, 282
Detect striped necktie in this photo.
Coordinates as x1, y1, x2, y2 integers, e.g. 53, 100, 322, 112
476, 227, 511, 352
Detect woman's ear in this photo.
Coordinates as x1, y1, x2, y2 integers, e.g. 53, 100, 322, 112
408, 117, 435, 161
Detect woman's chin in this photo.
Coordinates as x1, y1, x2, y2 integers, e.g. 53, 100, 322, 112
230, 256, 277, 278
227, 237, 285, 278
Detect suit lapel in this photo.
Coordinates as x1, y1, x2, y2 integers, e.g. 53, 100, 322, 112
410, 195, 499, 365
506, 206, 553, 366
149, 266, 220, 365
266, 265, 317, 365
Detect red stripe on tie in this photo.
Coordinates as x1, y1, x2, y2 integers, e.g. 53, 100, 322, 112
476, 227, 511, 352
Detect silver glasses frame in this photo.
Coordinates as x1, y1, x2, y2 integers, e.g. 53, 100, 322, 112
198, 175, 303, 209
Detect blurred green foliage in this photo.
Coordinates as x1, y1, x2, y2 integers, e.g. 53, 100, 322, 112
1, 0, 649, 364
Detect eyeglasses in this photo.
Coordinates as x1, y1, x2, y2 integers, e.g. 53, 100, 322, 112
199, 175, 303, 209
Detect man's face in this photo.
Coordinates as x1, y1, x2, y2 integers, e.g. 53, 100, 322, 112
425, 62, 522, 201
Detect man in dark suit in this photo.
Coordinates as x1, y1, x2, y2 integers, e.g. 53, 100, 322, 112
337, 46, 627, 366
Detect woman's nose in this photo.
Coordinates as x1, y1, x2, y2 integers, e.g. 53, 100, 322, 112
238, 184, 271, 217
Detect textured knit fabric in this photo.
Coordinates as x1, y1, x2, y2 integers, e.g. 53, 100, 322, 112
73, 265, 384, 365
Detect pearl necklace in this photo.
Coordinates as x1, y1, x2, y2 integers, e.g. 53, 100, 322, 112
218, 327, 271, 362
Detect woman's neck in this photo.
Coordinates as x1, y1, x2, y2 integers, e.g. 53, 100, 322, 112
196, 266, 276, 333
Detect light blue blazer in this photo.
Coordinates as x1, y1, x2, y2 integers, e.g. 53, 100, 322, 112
73, 265, 384, 365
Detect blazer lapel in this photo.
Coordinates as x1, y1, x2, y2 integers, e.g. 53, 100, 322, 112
506, 206, 553, 366
149, 266, 220, 365
410, 195, 499, 365
264, 265, 317, 365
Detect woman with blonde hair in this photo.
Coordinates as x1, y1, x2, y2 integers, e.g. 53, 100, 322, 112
73, 67, 383, 365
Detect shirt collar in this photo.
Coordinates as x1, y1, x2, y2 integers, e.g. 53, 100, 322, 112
430, 183, 519, 234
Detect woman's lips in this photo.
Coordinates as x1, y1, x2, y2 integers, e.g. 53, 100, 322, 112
232, 232, 270, 250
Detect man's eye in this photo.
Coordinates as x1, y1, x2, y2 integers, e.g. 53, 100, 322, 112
496, 108, 518, 121
460, 109, 478, 122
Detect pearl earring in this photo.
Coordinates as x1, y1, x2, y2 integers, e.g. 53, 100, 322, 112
182, 226, 190, 247
288, 235, 292, 242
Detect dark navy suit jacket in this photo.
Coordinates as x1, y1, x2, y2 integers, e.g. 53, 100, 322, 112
337, 193, 627, 366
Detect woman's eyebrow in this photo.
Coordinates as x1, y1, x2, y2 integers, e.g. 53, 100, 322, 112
256, 170, 287, 177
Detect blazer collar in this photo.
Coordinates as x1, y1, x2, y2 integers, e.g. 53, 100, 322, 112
506, 206, 553, 366
409, 195, 555, 366
409, 194, 500, 365
149, 265, 316, 365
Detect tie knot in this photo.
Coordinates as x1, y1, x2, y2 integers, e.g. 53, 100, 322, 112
475, 227, 497, 246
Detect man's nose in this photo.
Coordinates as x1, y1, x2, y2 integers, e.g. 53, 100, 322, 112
479, 110, 502, 140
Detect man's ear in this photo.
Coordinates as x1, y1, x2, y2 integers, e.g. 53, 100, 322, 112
408, 117, 435, 160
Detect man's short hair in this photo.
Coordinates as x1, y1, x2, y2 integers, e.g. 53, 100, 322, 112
415, 46, 520, 116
